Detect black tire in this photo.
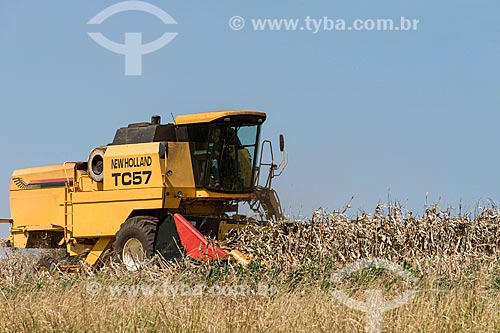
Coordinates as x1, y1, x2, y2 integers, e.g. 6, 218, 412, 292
112, 216, 158, 270
87, 148, 106, 182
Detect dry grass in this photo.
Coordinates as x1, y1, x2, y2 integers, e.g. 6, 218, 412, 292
1, 203, 500, 332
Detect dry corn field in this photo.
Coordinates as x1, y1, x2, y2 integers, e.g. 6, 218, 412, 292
1, 203, 500, 332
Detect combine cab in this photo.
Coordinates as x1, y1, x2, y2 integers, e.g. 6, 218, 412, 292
2, 110, 287, 270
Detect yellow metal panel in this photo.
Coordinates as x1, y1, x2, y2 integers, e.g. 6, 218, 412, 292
194, 189, 253, 200
12, 233, 28, 248
71, 199, 163, 237
8, 163, 76, 248
9, 163, 76, 236
10, 163, 76, 191
71, 188, 172, 237
11, 224, 63, 232
67, 243, 93, 256
174, 110, 267, 125
72, 187, 164, 204
10, 188, 67, 230
73, 169, 104, 192
103, 142, 164, 191
84, 237, 113, 266
164, 142, 196, 197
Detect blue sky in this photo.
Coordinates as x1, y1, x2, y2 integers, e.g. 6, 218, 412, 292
1, 1, 499, 237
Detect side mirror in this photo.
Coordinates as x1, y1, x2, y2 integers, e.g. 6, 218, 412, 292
279, 134, 285, 152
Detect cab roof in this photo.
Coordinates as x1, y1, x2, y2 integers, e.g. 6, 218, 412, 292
174, 110, 267, 125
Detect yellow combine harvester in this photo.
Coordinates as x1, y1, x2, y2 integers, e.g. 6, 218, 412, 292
1, 110, 287, 270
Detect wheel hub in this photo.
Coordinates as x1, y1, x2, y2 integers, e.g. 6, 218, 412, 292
122, 238, 145, 271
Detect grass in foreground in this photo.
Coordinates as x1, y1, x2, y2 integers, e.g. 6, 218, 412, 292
1, 204, 500, 332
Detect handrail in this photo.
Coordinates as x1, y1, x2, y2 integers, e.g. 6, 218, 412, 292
255, 139, 288, 188
256, 140, 274, 187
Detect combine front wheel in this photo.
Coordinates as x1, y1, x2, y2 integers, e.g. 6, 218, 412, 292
113, 216, 157, 271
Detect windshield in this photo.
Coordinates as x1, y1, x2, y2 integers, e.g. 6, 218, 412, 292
188, 122, 261, 192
